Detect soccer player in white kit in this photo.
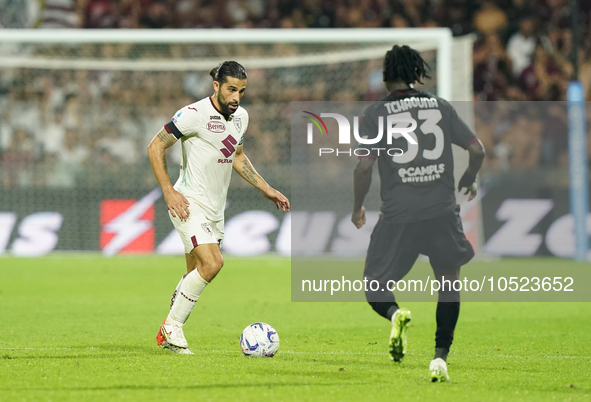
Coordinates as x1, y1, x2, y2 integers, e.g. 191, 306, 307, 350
147, 61, 290, 354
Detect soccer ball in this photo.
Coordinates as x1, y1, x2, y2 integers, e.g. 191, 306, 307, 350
240, 322, 279, 357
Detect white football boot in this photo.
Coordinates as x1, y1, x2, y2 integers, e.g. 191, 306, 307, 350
156, 320, 194, 355
429, 358, 449, 382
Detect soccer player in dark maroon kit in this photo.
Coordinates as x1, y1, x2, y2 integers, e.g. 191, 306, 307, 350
351, 45, 485, 382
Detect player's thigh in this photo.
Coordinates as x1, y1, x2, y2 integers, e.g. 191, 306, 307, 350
364, 217, 421, 283
424, 205, 474, 276
185, 253, 198, 274
190, 243, 224, 281
192, 219, 225, 271
169, 203, 219, 255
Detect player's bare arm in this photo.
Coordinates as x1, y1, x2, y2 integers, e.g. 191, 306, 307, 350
352, 156, 376, 228
233, 145, 290, 212
458, 139, 485, 201
147, 127, 190, 220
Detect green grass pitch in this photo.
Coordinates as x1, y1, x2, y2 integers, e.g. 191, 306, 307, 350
0, 256, 589, 401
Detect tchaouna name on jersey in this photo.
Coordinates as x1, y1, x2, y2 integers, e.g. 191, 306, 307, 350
384, 97, 439, 114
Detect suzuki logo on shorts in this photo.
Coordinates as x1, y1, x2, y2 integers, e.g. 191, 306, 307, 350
207, 121, 226, 133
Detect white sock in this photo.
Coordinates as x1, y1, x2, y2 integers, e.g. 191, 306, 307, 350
166, 269, 209, 326
169, 275, 185, 310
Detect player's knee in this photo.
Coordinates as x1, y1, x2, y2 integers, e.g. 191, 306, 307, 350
435, 269, 460, 283
209, 254, 223, 270
201, 255, 223, 274
438, 290, 460, 303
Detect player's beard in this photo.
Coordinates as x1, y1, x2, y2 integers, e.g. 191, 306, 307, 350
216, 93, 238, 115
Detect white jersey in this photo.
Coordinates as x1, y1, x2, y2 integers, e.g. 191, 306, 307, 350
164, 97, 248, 221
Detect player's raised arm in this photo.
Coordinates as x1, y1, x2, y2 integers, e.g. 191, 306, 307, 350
147, 127, 190, 220
352, 156, 376, 228
457, 139, 485, 201
232, 145, 290, 212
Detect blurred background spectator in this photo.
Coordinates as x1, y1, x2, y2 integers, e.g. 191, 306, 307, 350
506, 17, 537, 77
0, 0, 589, 189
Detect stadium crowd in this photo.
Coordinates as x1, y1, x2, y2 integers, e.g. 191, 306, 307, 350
0, 0, 589, 188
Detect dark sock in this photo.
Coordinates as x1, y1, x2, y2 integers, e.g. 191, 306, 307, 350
435, 301, 460, 351
368, 300, 399, 320
434, 347, 449, 361
366, 285, 398, 320
386, 304, 399, 320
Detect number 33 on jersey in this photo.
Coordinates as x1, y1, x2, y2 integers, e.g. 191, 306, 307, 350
360, 94, 476, 186
358, 90, 478, 223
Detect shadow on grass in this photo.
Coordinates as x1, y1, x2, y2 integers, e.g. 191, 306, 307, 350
0, 381, 369, 392
2, 345, 158, 360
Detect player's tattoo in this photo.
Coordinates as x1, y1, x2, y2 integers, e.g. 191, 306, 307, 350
241, 159, 258, 186
161, 151, 168, 172
156, 128, 177, 148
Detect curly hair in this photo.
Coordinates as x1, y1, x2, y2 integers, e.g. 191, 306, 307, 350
383, 45, 431, 86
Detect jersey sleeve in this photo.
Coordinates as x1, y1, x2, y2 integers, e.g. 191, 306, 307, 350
357, 106, 381, 158
446, 103, 479, 149
164, 106, 200, 139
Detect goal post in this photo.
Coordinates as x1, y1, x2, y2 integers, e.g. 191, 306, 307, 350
1, 28, 457, 98
0, 28, 477, 257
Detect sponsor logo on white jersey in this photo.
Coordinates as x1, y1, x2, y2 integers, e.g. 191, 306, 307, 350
206, 121, 226, 133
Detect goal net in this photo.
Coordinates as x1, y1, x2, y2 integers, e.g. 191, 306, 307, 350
0, 28, 475, 256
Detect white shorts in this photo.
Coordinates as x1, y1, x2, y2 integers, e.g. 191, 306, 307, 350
169, 202, 224, 254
